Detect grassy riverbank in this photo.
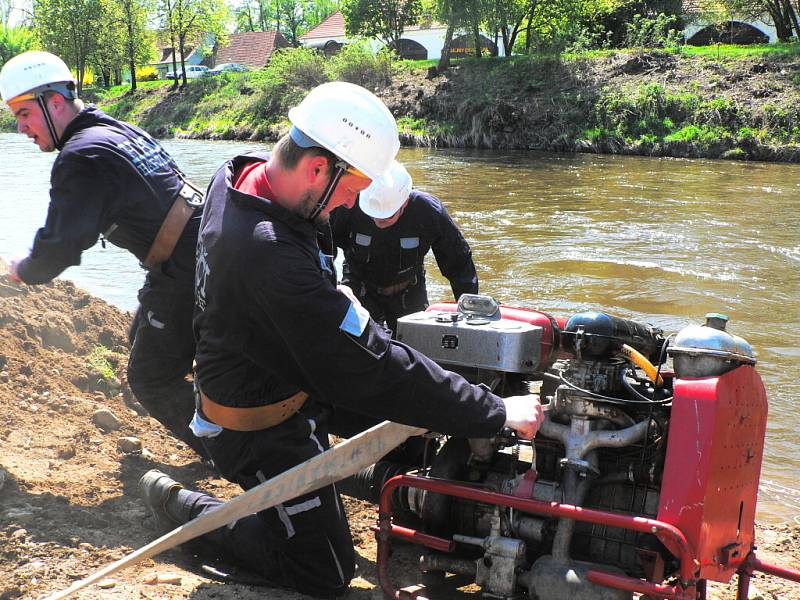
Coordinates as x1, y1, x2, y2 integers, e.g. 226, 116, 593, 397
4, 43, 800, 161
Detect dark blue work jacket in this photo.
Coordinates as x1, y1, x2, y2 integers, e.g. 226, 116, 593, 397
16, 105, 198, 294
329, 190, 478, 299
192, 152, 506, 438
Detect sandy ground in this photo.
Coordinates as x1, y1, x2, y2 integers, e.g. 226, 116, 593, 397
0, 259, 798, 600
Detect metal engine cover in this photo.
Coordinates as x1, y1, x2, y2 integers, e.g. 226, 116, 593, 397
396, 310, 544, 374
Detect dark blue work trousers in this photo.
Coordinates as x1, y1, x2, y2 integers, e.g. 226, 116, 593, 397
186, 406, 355, 597
127, 271, 205, 456
357, 279, 429, 335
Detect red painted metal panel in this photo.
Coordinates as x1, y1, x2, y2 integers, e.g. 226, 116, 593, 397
656, 366, 768, 582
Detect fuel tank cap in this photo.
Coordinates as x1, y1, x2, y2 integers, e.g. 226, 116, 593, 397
668, 313, 755, 378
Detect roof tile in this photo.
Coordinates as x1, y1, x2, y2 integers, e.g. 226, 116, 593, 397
215, 30, 291, 68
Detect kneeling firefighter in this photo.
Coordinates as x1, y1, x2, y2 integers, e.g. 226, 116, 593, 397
0, 51, 207, 458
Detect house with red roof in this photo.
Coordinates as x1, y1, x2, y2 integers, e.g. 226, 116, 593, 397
213, 30, 291, 68
299, 11, 503, 59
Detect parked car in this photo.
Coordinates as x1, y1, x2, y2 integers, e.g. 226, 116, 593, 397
207, 63, 248, 76
164, 65, 210, 80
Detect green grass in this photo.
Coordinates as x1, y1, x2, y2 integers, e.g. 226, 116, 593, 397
86, 345, 116, 381
679, 42, 800, 59
395, 58, 438, 72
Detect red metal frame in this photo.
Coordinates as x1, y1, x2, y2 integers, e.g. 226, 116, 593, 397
657, 367, 768, 582
376, 474, 800, 600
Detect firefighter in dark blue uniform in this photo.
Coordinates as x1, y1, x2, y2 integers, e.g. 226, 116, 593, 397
136, 82, 543, 597
0, 51, 206, 458
329, 160, 478, 334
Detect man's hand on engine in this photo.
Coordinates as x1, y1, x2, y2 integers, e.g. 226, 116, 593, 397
501, 394, 544, 440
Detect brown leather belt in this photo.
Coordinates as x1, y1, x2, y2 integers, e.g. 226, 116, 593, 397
200, 391, 308, 431
375, 279, 412, 296
144, 181, 204, 268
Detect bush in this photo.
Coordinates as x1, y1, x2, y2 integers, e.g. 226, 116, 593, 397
268, 47, 328, 89
0, 25, 37, 67
624, 13, 683, 49
135, 65, 159, 82
326, 40, 395, 90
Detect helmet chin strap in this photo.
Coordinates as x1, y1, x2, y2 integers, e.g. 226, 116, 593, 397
306, 160, 347, 223
36, 94, 62, 150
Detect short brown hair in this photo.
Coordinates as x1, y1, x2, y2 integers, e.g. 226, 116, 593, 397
273, 133, 337, 171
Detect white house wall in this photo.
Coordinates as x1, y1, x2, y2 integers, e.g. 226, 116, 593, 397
302, 28, 507, 59
683, 16, 777, 42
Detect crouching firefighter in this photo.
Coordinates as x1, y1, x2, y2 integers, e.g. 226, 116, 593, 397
137, 81, 543, 597
328, 159, 479, 335
0, 51, 208, 459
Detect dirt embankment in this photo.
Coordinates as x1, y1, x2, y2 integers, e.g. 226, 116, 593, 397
0, 258, 798, 599
376, 51, 800, 161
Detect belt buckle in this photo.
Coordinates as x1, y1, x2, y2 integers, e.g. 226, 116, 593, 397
179, 182, 205, 209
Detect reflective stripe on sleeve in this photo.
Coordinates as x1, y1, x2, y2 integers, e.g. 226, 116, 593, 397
339, 301, 370, 336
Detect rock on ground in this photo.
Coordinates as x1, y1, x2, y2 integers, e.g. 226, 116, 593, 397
0, 262, 798, 599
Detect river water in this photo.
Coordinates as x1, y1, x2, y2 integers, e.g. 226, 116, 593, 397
1, 133, 798, 523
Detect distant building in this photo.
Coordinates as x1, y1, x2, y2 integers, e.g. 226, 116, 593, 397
152, 46, 206, 78
682, 0, 777, 44
213, 30, 292, 68
299, 11, 504, 60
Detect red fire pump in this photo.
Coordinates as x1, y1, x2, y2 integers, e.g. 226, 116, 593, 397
363, 295, 800, 600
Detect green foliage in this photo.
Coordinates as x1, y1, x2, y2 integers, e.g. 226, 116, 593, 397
680, 42, 800, 59
34, 0, 106, 94
235, 0, 339, 43
0, 25, 37, 68
594, 82, 687, 136
268, 46, 328, 88
86, 345, 116, 381
623, 13, 683, 49
326, 40, 395, 89
664, 123, 724, 143
136, 65, 160, 81
341, 0, 421, 45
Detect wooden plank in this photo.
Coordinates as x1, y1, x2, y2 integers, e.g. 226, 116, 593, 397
46, 420, 425, 599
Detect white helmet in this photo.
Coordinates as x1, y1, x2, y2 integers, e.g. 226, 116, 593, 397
0, 51, 76, 105
288, 81, 399, 180
360, 160, 413, 219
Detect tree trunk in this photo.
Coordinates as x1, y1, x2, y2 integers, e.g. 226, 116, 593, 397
178, 34, 187, 88
525, 15, 533, 52
170, 37, 179, 89
784, 0, 800, 38
438, 21, 454, 72
127, 11, 137, 91
473, 21, 481, 57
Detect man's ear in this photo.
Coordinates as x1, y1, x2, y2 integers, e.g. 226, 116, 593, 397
46, 93, 65, 113
304, 155, 331, 185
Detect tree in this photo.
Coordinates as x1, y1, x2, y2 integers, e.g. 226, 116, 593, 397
0, 0, 13, 26
341, 0, 422, 45
91, 0, 127, 87
484, 0, 530, 56
709, 0, 798, 41
431, 0, 486, 62
234, 1, 342, 44
0, 25, 37, 67
113, 0, 155, 90
159, 0, 228, 88
33, 0, 105, 94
